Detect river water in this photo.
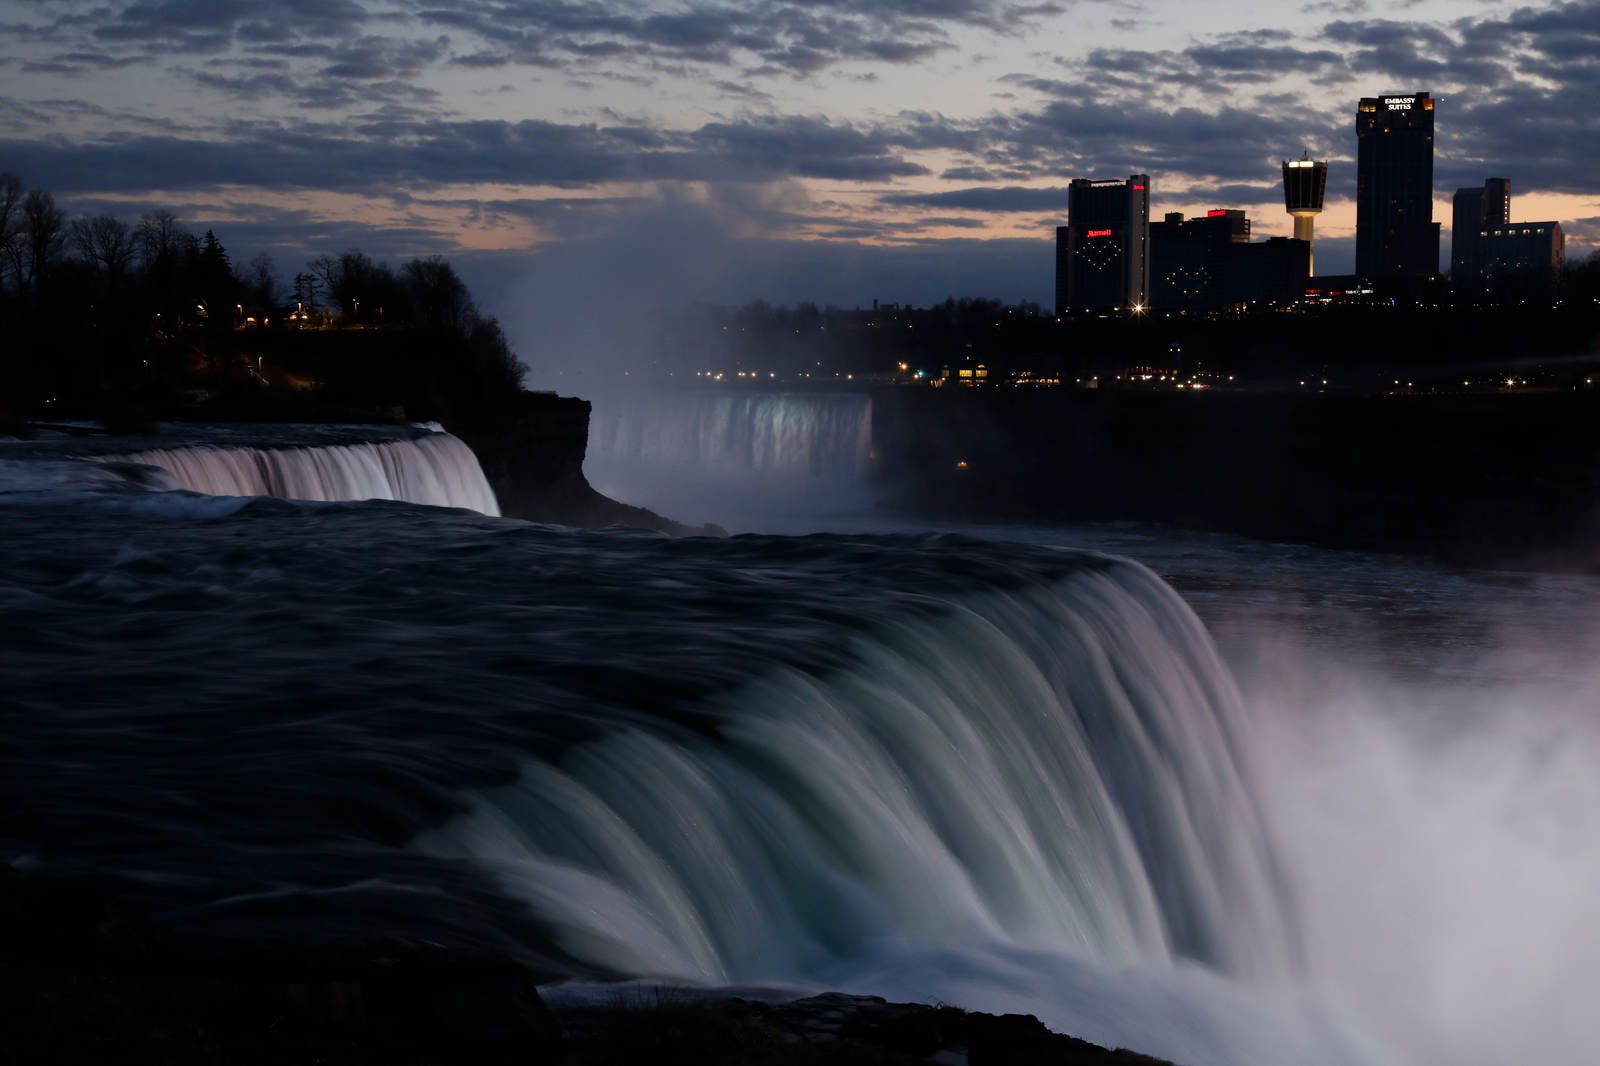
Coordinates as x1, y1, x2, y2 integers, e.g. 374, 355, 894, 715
2, 410, 1596, 1066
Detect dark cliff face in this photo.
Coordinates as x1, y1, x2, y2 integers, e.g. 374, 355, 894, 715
453, 392, 719, 536
871, 389, 1600, 569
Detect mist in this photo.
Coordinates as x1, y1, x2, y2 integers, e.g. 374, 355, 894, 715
461, 189, 1052, 389
1215, 567, 1600, 1066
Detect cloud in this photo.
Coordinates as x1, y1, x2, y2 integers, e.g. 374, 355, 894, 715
880, 186, 1067, 211
3, 0, 1597, 305
0, 113, 928, 193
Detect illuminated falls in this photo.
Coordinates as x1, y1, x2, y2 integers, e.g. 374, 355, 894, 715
102, 430, 500, 515
419, 567, 1296, 986
0, 457, 1344, 1064
6, 424, 1594, 1065
584, 390, 875, 520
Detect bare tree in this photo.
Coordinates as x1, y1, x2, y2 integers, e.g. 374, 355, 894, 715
402, 255, 474, 332
69, 213, 136, 293
0, 173, 21, 293
18, 189, 65, 297
135, 209, 194, 266
244, 251, 279, 307
293, 270, 323, 310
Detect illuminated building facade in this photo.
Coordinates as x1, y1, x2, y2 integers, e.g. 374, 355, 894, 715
1149, 211, 1308, 312
1281, 155, 1328, 273
1355, 92, 1440, 282
1059, 175, 1150, 313
1150, 210, 1250, 312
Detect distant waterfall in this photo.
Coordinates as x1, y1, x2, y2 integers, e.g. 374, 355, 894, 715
423, 562, 1298, 987
107, 432, 500, 516
586, 391, 875, 525
591, 392, 873, 479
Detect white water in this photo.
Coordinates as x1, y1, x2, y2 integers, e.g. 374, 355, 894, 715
420, 562, 1367, 1064
105, 431, 500, 515
585, 391, 874, 523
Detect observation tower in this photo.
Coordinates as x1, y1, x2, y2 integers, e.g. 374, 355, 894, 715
1282, 153, 1329, 273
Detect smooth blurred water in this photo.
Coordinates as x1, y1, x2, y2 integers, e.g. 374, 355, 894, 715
585, 389, 876, 524
3, 426, 1598, 1066
106, 431, 500, 515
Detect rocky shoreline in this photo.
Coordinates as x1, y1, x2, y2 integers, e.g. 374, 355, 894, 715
3, 867, 1174, 1065
451, 391, 723, 536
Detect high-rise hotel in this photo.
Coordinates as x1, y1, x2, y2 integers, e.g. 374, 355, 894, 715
1355, 92, 1440, 282
1056, 175, 1151, 314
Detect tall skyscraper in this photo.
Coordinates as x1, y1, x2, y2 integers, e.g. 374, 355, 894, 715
1355, 92, 1440, 282
1059, 175, 1150, 314
1281, 155, 1328, 274
1054, 226, 1071, 316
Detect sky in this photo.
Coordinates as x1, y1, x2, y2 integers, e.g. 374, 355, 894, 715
3, 0, 1598, 332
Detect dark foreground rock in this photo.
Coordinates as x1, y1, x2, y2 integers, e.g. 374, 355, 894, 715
557, 990, 1179, 1065
1, 866, 562, 1065
452, 391, 724, 536
3, 866, 1176, 1065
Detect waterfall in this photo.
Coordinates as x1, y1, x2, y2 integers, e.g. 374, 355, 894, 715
105, 432, 500, 516
590, 392, 873, 479
585, 390, 875, 525
421, 561, 1297, 988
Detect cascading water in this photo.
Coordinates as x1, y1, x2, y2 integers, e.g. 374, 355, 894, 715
101, 431, 500, 515
421, 567, 1297, 988
585, 390, 874, 525
5, 433, 1594, 1065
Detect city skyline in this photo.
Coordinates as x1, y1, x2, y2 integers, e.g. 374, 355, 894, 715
1, 0, 1597, 323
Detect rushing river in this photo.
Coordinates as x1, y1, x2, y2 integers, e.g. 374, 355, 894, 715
2, 417, 1596, 1066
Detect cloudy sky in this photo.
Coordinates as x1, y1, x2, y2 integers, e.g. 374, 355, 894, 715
3, 0, 1598, 329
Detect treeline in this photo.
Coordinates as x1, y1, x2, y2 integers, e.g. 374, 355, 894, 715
652, 274, 1600, 387
0, 174, 524, 421
652, 297, 1057, 379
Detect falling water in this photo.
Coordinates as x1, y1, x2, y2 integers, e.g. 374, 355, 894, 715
421, 565, 1297, 984
102, 431, 500, 515
585, 390, 874, 524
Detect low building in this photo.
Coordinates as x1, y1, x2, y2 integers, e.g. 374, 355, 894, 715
1462, 221, 1565, 304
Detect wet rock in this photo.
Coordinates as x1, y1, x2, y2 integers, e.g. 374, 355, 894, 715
553, 988, 1182, 1065
453, 391, 722, 535
1, 866, 565, 1064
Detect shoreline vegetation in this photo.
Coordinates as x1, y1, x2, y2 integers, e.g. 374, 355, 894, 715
0, 172, 525, 430
0, 173, 722, 534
